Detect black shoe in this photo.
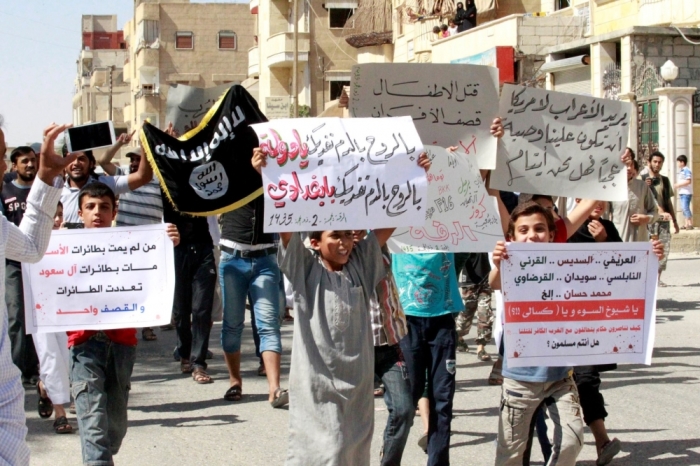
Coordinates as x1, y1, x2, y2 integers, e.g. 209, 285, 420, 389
173, 347, 181, 361
206, 350, 213, 360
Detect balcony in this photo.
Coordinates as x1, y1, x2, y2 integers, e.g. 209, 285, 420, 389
135, 47, 159, 71
248, 46, 259, 77
90, 70, 108, 87
266, 32, 310, 68
250, 0, 258, 14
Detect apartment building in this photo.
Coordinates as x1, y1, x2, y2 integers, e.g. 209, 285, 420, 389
245, 0, 358, 116
122, 0, 254, 133
72, 15, 130, 136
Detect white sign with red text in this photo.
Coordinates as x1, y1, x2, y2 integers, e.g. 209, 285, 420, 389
388, 145, 503, 253
501, 242, 658, 367
22, 224, 175, 333
251, 117, 428, 232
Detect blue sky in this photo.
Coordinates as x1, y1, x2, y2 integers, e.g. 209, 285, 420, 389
0, 0, 242, 147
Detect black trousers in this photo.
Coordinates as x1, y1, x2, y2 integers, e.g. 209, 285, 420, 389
5, 260, 39, 379
574, 365, 612, 425
400, 314, 456, 466
173, 244, 216, 369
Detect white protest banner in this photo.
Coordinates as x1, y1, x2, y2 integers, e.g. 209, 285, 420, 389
490, 85, 632, 202
22, 224, 175, 334
388, 145, 503, 253
349, 63, 499, 169
500, 242, 658, 367
251, 116, 427, 232
166, 83, 232, 135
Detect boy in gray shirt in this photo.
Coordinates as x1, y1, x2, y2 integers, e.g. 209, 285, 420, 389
252, 148, 430, 466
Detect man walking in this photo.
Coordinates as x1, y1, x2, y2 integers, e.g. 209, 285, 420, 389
1, 146, 40, 385
610, 150, 658, 243
642, 151, 678, 285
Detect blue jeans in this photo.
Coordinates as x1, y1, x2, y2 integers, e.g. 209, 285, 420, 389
70, 336, 136, 466
680, 194, 693, 219
375, 345, 414, 466
400, 314, 456, 466
219, 251, 282, 354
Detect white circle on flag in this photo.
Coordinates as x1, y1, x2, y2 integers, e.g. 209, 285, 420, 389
189, 161, 229, 200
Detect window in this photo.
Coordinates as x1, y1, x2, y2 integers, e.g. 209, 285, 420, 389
555, 0, 570, 10
638, 98, 659, 159
137, 20, 159, 46
329, 8, 353, 28
330, 81, 349, 101
218, 31, 237, 50
176, 31, 193, 50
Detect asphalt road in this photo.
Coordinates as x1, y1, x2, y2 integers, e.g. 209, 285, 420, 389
26, 252, 700, 465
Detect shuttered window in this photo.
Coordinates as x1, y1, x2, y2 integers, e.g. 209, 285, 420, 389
218, 31, 237, 50
552, 67, 591, 96
175, 32, 193, 50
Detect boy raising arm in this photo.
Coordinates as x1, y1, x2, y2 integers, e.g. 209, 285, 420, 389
252, 148, 429, 466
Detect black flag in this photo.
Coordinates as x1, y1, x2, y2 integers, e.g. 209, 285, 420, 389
140, 85, 267, 216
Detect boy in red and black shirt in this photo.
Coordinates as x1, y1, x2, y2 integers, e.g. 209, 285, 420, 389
69, 182, 179, 465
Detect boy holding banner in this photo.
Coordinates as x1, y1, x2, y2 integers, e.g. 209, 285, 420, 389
252, 148, 430, 466
68, 183, 180, 465
489, 202, 663, 466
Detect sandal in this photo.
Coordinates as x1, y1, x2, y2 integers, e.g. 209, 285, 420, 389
374, 387, 385, 397
192, 367, 213, 384
180, 359, 192, 374
53, 416, 73, 434
477, 349, 492, 362
37, 382, 53, 419
596, 438, 621, 466
69, 402, 76, 414
224, 385, 242, 401
270, 387, 289, 408
142, 328, 157, 341
257, 363, 267, 377
488, 374, 504, 385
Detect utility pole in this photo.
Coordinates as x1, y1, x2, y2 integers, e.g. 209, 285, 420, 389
292, 0, 299, 117
108, 65, 114, 121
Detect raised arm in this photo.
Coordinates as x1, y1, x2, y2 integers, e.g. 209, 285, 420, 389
488, 241, 507, 290
562, 199, 598, 239
126, 145, 153, 190
97, 131, 134, 176
7, 124, 77, 264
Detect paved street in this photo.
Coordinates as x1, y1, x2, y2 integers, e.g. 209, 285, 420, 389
25, 253, 700, 465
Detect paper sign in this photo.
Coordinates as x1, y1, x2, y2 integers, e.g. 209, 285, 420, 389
166, 83, 233, 135
250, 116, 428, 232
22, 225, 175, 334
388, 145, 503, 253
490, 85, 632, 201
349, 63, 499, 169
500, 242, 658, 367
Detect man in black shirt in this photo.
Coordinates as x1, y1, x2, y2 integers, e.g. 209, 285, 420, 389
566, 198, 622, 466
1, 146, 40, 384
163, 200, 216, 384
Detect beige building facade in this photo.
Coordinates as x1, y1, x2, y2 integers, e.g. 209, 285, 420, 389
122, 0, 254, 133
246, 0, 359, 117
72, 15, 130, 137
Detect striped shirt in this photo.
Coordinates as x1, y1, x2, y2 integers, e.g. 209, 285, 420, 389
369, 246, 408, 346
0, 176, 63, 465
115, 167, 163, 226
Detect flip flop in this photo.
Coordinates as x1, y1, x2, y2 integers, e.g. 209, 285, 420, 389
53, 416, 73, 434
270, 388, 289, 408
37, 382, 53, 419
180, 359, 192, 374
224, 385, 242, 401
142, 328, 157, 341
596, 438, 621, 466
192, 367, 213, 384
477, 349, 492, 361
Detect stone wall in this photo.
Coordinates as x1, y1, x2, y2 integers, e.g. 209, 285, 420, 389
632, 35, 700, 90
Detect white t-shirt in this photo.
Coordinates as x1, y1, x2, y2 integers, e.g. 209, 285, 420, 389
678, 166, 693, 195
61, 175, 130, 224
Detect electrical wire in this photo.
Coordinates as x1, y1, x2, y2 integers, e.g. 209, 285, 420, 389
673, 26, 700, 45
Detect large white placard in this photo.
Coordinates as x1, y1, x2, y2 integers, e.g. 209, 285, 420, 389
251, 117, 428, 232
22, 224, 175, 334
490, 85, 632, 201
501, 242, 658, 367
388, 145, 503, 253
349, 63, 499, 169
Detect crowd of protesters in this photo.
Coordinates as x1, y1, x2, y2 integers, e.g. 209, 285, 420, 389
0, 108, 682, 466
